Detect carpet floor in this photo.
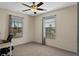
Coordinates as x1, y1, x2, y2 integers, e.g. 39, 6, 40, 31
13, 42, 76, 56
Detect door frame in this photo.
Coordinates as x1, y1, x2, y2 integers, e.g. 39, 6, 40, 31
42, 15, 56, 45
42, 18, 46, 45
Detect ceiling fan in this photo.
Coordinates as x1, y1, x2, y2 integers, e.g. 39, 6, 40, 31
22, 2, 46, 14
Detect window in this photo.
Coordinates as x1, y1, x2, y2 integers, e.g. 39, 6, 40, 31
9, 15, 23, 38
43, 16, 56, 39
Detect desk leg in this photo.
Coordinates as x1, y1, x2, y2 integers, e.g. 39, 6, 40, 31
9, 42, 12, 56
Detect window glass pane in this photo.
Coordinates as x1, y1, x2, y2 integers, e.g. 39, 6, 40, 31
11, 22, 15, 27
9, 15, 23, 38
14, 22, 19, 27
18, 23, 22, 27
43, 16, 56, 39
18, 19, 22, 23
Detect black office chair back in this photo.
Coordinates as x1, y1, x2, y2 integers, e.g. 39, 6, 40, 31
7, 34, 13, 42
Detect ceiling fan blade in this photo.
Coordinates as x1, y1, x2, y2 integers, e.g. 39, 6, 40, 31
37, 2, 44, 7
34, 12, 36, 14
22, 9, 31, 12
33, 2, 35, 5
22, 3, 31, 8
37, 8, 46, 11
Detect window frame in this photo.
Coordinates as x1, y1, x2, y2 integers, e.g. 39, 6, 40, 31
9, 15, 23, 38
42, 15, 56, 39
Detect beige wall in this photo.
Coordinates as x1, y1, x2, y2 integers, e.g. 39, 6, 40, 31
0, 9, 35, 46
34, 6, 77, 53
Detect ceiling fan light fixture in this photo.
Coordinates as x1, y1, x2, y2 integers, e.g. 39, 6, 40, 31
31, 5, 37, 12
31, 8, 37, 12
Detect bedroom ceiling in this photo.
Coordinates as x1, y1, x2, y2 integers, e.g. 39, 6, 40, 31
0, 2, 77, 16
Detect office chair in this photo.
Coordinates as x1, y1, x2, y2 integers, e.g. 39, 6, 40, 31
2, 34, 13, 43
0, 34, 14, 56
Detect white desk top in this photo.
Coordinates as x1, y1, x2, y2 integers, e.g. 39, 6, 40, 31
0, 40, 10, 49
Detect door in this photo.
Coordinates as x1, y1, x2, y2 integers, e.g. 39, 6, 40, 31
42, 16, 56, 45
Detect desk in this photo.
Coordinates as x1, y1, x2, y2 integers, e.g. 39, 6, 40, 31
0, 40, 12, 56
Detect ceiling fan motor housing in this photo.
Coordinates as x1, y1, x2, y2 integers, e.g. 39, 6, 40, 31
31, 5, 37, 12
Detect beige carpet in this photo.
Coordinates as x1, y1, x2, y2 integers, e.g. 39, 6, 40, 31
13, 42, 76, 56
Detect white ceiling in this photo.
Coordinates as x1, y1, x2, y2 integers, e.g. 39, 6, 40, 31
0, 2, 77, 16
